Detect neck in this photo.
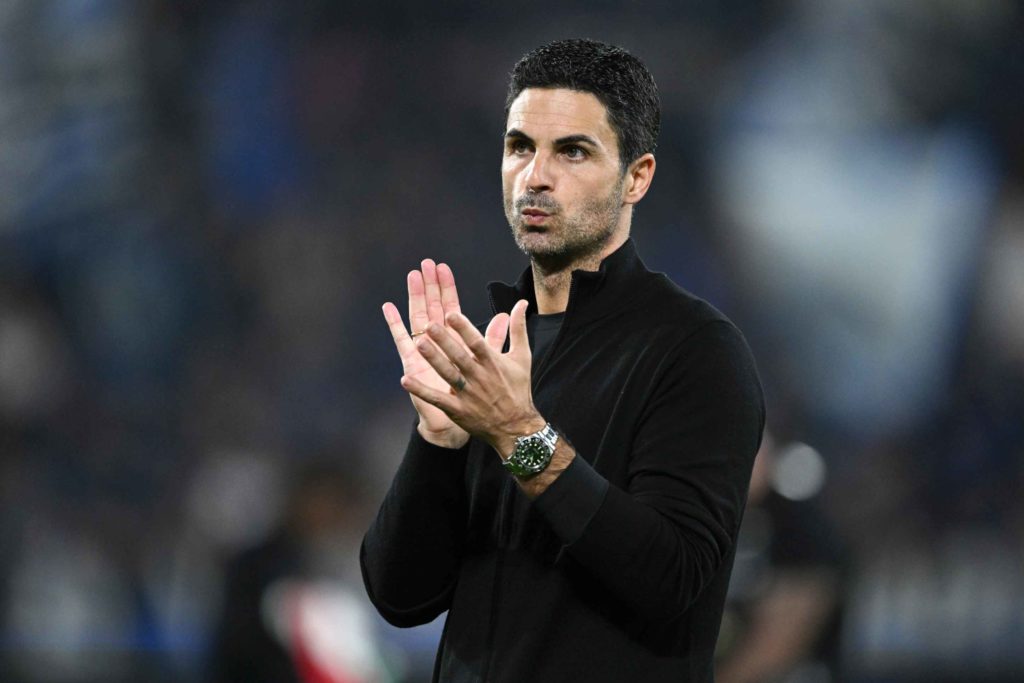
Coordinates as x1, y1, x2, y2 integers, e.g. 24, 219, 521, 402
531, 230, 629, 314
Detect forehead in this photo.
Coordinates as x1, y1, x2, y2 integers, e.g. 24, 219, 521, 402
505, 88, 616, 145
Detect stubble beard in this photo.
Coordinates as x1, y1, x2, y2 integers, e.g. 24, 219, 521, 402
504, 180, 625, 273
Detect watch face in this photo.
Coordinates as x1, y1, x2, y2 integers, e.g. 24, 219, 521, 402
503, 425, 557, 478
522, 437, 540, 457
515, 435, 551, 471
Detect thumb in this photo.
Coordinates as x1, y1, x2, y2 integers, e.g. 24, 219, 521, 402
508, 299, 530, 358
484, 312, 510, 351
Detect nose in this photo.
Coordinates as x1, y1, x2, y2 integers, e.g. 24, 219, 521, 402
524, 150, 554, 193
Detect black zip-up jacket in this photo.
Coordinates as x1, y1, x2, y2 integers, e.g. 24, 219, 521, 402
362, 239, 765, 682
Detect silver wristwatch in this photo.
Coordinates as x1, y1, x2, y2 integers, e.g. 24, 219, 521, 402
502, 423, 559, 478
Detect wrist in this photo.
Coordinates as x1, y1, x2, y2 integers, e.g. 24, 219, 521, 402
416, 422, 470, 450
491, 410, 547, 459
502, 422, 559, 479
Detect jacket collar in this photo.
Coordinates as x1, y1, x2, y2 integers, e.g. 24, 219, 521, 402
486, 238, 649, 325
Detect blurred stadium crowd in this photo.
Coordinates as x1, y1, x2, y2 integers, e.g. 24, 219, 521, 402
0, 1, 1022, 682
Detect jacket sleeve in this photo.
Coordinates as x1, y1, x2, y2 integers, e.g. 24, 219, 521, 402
360, 429, 469, 627
533, 320, 765, 622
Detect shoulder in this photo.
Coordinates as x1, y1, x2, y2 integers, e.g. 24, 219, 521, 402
627, 268, 739, 343
629, 270, 762, 402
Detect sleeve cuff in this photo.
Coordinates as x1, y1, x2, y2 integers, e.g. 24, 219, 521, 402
532, 455, 609, 545
399, 427, 470, 480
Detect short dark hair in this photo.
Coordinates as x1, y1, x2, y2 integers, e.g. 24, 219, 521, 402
505, 38, 660, 170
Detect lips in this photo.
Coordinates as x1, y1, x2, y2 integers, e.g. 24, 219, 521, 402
521, 208, 552, 227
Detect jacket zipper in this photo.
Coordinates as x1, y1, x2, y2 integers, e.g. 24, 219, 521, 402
480, 480, 512, 683
479, 276, 580, 680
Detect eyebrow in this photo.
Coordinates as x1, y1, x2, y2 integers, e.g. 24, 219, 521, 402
504, 129, 601, 148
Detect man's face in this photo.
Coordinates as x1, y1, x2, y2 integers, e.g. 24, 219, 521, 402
502, 88, 627, 264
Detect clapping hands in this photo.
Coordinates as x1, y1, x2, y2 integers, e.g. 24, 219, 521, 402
382, 259, 541, 455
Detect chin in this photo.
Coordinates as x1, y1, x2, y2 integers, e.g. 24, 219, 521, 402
515, 230, 561, 256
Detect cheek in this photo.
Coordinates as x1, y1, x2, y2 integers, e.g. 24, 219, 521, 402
501, 165, 527, 198
582, 174, 620, 203
500, 160, 514, 186
559, 177, 594, 208
500, 173, 514, 202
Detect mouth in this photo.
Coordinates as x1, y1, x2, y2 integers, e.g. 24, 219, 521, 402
521, 208, 552, 226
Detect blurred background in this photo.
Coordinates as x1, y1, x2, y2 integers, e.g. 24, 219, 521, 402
0, 1, 1022, 681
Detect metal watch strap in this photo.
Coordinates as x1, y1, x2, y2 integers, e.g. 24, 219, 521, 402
502, 423, 559, 478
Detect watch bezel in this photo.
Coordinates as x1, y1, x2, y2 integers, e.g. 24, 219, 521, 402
503, 424, 558, 478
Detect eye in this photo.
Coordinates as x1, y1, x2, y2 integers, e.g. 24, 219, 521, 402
562, 144, 587, 160
508, 139, 532, 155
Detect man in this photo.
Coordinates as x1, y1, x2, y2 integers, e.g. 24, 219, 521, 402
361, 39, 764, 682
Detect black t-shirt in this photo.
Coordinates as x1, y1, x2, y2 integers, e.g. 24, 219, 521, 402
527, 311, 565, 369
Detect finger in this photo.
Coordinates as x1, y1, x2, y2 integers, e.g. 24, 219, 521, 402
445, 311, 494, 364
407, 270, 429, 336
382, 301, 417, 357
421, 259, 445, 326
401, 373, 459, 414
485, 312, 510, 352
508, 299, 531, 358
415, 333, 459, 376
437, 263, 462, 318
424, 323, 478, 375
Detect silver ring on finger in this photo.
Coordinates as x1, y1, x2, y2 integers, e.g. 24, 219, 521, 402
452, 376, 467, 393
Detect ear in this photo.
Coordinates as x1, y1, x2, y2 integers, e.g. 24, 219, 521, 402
623, 153, 656, 205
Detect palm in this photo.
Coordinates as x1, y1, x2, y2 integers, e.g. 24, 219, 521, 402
400, 341, 461, 434
383, 259, 485, 443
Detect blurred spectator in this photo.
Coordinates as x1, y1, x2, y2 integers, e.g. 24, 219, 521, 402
206, 460, 389, 683
0, 280, 72, 425
717, 434, 845, 683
